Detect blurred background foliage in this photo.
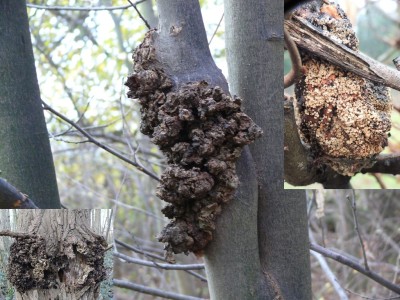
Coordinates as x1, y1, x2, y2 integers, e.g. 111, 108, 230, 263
284, 0, 400, 189
21, 0, 400, 299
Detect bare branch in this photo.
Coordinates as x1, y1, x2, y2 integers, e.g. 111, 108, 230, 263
346, 191, 370, 271
310, 243, 400, 295
309, 230, 349, 300
113, 279, 206, 300
208, 13, 224, 45
285, 16, 400, 91
114, 251, 205, 270
362, 154, 400, 174
344, 288, 400, 300
127, 0, 151, 29
0, 230, 35, 238
115, 239, 208, 282
42, 100, 160, 182
26, 1, 146, 11
284, 27, 302, 88
0, 178, 39, 209
372, 173, 387, 189
284, 97, 319, 185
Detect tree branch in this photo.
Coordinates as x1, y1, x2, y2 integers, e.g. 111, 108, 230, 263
361, 154, 400, 175
309, 230, 349, 300
310, 243, 400, 295
127, 0, 151, 29
284, 97, 319, 185
346, 191, 370, 271
284, 27, 302, 88
285, 16, 400, 91
42, 100, 160, 182
0, 178, 39, 209
113, 279, 206, 300
114, 251, 204, 270
26, 1, 146, 11
284, 98, 353, 187
0, 230, 36, 238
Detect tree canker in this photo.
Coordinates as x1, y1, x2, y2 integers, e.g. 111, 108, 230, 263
125, 30, 262, 257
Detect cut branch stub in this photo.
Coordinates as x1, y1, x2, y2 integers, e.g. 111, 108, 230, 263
125, 30, 262, 257
293, 1, 391, 176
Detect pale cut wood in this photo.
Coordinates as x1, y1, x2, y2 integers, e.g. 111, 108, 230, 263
285, 16, 400, 91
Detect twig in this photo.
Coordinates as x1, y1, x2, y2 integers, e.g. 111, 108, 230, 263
372, 173, 387, 189
42, 100, 160, 181
284, 27, 302, 88
344, 288, 400, 300
118, 240, 208, 282
115, 239, 207, 282
346, 191, 370, 271
113, 279, 206, 300
208, 13, 224, 45
114, 251, 204, 270
309, 230, 349, 300
26, 1, 146, 11
310, 243, 400, 295
127, 0, 151, 29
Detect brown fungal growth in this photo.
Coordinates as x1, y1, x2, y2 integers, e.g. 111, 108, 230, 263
125, 30, 262, 257
6, 232, 107, 293
293, 1, 391, 176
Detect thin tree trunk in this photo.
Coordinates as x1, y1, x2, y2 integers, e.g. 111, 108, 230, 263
144, 0, 269, 298
0, 0, 60, 208
6, 210, 108, 300
224, 0, 312, 298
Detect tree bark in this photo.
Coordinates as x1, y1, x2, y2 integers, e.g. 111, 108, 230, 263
224, 0, 312, 298
0, 0, 60, 208
3, 210, 108, 300
143, 0, 268, 298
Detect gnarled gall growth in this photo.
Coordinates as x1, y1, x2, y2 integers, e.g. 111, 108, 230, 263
125, 30, 262, 256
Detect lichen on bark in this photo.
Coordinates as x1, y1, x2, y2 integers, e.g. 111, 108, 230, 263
293, 1, 391, 176
125, 30, 262, 257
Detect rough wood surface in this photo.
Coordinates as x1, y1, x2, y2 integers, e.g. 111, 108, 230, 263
285, 16, 400, 91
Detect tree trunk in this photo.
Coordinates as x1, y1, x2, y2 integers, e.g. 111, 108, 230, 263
126, 0, 311, 298
0, 0, 60, 208
4, 210, 108, 300
0, 210, 12, 299
224, 0, 312, 298
139, 0, 268, 298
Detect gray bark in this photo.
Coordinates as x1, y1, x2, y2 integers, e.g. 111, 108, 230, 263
154, 0, 268, 298
0, 0, 60, 208
9, 210, 108, 300
224, 0, 312, 299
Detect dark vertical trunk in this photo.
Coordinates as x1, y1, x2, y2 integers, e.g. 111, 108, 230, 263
224, 0, 312, 298
0, 0, 60, 208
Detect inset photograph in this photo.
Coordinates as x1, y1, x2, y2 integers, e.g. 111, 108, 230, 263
285, 0, 400, 189
0, 209, 113, 299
